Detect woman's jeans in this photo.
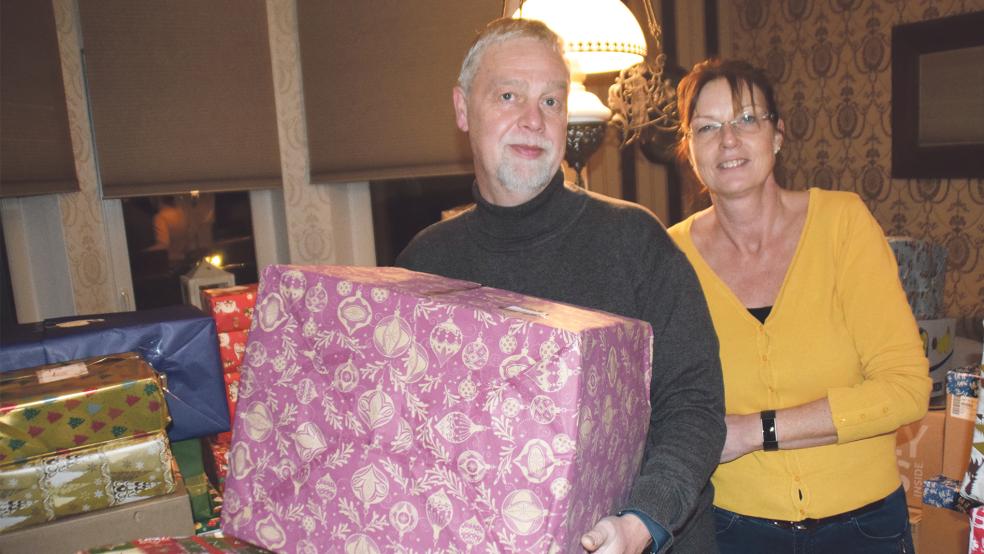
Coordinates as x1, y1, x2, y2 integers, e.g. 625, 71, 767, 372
714, 486, 914, 553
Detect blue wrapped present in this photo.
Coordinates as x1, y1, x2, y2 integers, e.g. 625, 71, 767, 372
948, 366, 982, 398
0, 305, 230, 441
887, 237, 947, 320
924, 475, 962, 508
923, 474, 981, 513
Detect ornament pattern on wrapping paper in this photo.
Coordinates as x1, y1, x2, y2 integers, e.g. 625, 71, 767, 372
304, 281, 329, 313
222, 265, 653, 553
462, 333, 490, 371
279, 270, 307, 304
256, 293, 289, 332
338, 291, 372, 335
429, 317, 464, 367
373, 308, 413, 358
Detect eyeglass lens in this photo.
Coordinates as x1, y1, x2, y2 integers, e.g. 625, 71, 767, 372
690, 113, 772, 140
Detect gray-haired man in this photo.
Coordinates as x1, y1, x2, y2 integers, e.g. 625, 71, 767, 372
397, 18, 725, 554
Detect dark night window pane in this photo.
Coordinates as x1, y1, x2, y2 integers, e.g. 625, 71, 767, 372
370, 175, 474, 267
122, 191, 258, 310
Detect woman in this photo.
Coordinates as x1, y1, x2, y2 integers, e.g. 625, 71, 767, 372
666, 59, 930, 553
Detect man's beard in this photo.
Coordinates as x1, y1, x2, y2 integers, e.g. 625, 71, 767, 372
496, 137, 559, 193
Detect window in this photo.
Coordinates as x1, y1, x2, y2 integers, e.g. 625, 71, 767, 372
121, 192, 258, 310
370, 175, 474, 266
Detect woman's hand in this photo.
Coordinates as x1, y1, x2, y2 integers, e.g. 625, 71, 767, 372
720, 413, 760, 463
720, 400, 839, 463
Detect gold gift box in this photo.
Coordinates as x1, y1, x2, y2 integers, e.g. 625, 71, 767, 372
0, 430, 176, 533
0, 353, 170, 464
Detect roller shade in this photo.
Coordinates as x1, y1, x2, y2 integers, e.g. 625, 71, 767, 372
298, 1, 501, 184
77, 0, 281, 198
1, 0, 79, 198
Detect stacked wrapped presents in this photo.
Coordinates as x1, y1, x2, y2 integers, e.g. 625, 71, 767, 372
200, 284, 257, 429
219, 265, 654, 552
0, 306, 237, 552
0, 353, 192, 551
890, 234, 984, 552
198, 284, 259, 520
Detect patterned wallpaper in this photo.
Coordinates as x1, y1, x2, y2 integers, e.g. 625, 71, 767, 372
53, 0, 114, 314
724, 0, 984, 325
266, 0, 338, 265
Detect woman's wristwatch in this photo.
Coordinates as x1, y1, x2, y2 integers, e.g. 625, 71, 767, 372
761, 410, 779, 451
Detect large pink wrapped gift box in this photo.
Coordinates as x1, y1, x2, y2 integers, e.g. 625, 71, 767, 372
221, 265, 653, 553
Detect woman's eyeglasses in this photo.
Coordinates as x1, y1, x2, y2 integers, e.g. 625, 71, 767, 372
688, 113, 775, 142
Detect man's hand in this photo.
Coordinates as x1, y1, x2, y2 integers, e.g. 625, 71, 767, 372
580, 514, 651, 553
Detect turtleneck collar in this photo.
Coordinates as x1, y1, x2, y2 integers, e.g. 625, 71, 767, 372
466, 171, 588, 252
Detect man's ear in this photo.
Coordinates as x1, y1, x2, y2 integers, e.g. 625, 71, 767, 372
452, 86, 469, 132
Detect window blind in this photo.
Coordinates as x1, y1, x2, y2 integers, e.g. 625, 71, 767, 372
298, 1, 501, 184
1, 0, 79, 198
77, 0, 281, 198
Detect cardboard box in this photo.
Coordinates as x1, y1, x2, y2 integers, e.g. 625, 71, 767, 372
944, 366, 980, 479
201, 284, 258, 333
920, 318, 958, 399
897, 409, 945, 507
0, 430, 176, 533
909, 507, 922, 552
221, 265, 653, 552
919, 504, 969, 554
0, 352, 169, 464
0, 478, 194, 554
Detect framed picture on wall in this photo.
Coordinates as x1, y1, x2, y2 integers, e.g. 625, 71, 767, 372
891, 11, 984, 179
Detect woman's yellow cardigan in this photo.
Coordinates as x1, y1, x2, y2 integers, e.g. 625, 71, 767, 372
668, 188, 930, 520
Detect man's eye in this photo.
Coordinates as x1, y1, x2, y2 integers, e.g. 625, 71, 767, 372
544, 97, 558, 107
500, 92, 513, 101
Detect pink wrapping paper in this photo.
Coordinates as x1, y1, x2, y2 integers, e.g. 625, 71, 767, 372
220, 265, 653, 553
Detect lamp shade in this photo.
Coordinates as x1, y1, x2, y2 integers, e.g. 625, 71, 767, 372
568, 81, 612, 122
513, 0, 646, 75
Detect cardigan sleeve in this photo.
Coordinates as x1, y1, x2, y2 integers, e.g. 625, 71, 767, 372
826, 195, 931, 443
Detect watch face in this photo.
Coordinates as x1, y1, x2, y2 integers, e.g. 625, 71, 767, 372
761, 410, 779, 451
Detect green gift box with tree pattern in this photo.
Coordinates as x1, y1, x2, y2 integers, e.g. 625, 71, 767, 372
0, 353, 170, 465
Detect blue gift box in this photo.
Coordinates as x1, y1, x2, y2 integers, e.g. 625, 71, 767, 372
0, 305, 230, 441
924, 475, 962, 509
948, 365, 982, 398
887, 237, 947, 320
923, 474, 982, 513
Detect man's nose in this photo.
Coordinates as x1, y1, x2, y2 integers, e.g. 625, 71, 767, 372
518, 102, 545, 132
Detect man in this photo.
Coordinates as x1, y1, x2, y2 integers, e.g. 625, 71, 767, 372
396, 18, 724, 554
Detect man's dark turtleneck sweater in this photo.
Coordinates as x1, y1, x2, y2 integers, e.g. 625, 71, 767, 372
397, 171, 724, 553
